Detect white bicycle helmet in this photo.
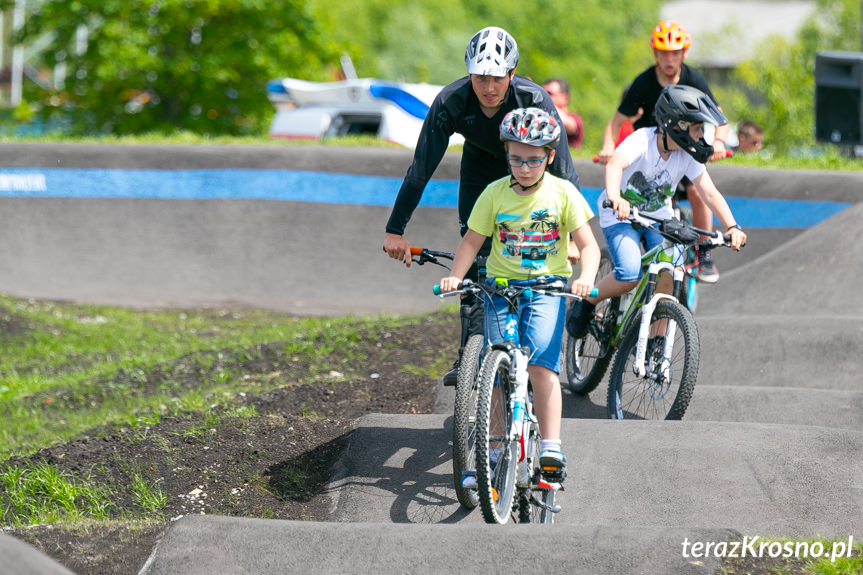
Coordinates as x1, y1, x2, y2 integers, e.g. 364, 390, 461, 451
465, 26, 519, 77
500, 107, 561, 148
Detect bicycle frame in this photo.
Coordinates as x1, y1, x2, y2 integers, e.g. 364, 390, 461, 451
484, 280, 532, 470
606, 239, 683, 378
436, 277, 587, 522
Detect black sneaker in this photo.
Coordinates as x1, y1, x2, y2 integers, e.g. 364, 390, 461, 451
442, 360, 459, 386
693, 248, 719, 284
566, 299, 596, 339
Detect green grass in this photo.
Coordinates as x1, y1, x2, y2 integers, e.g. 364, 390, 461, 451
0, 293, 429, 457
3, 130, 861, 170
717, 536, 862, 574
0, 131, 403, 148
0, 461, 114, 525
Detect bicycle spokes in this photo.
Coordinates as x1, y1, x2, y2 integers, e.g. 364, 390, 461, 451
608, 300, 699, 420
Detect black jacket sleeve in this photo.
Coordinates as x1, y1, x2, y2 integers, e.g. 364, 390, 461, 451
385, 83, 460, 236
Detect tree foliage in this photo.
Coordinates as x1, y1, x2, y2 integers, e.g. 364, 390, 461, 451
3, 0, 339, 135
314, 0, 662, 150
5, 0, 863, 153
721, 0, 861, 153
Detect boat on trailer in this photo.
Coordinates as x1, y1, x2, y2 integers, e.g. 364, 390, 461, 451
266, 77, 464, 148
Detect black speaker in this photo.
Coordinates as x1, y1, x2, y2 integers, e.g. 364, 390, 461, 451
815, 51, 863, 145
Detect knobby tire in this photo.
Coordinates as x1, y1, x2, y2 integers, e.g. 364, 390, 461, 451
476, 349, 517, 524
606, 300, 699, 420
564, 248, 617, 395
452, 333, 484, 509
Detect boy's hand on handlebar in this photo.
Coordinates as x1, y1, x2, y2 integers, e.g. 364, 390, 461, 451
383, 233, 413, 267
728, 228, 747, 251
570, 280, 594, 298
608, 197, 631, 221
439, 276, 462, 293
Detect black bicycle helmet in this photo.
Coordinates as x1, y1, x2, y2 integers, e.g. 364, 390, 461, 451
655, 84, 727, 163
499, 107, 561, 148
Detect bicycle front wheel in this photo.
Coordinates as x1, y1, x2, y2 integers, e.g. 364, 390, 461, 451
563, 248, 616, 395
607, 300, 699, 420
476, 349, 517, 524
452, 333, 483, 509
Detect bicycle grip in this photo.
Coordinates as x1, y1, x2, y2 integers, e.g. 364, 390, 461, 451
410, 247, 423, 256
433, 285, 442, 296
590, 288, 599, 298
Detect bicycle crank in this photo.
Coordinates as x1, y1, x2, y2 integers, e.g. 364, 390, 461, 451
530, 492, 561, 513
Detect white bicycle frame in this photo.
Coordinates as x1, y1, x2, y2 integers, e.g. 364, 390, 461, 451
632, 259, 680, 379
627, 210, 687, 379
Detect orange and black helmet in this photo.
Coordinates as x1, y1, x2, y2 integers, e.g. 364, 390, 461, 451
650, 21, 691, 51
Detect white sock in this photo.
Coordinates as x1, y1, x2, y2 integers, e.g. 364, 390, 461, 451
540, 439, 561, 454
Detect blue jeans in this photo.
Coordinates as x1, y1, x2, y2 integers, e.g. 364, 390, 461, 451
603, 223, 683, 282
483, 276, 566, 373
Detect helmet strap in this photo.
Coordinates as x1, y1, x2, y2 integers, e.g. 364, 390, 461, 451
509, 172, 545, 192
661, 129, 671, 154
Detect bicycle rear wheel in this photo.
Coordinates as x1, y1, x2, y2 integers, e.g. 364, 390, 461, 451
539, 484, 556, 524
607, 300, 699, 420
563, 249, 617, 395
517, 422, 542, 524
452, 334, 483, 509
476, 349, 517, 524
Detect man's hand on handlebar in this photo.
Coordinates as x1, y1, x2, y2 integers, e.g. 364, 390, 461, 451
595, 147, 614, 165
709, 141, 733, 162
383, 233, 413, 267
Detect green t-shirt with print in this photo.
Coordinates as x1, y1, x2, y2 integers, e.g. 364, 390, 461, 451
468, 173, 594, 280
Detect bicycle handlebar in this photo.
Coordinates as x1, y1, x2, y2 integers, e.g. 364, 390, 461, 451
601, 200, 737, 248
434, 279, 598, 299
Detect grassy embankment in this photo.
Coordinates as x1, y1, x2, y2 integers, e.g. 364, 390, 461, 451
0, 293, 455, 524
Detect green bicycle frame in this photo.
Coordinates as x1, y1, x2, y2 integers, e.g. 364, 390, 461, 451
609, 239, 685, 351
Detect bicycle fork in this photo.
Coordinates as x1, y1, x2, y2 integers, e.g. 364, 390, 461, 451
511, 349, 531, 487
631, 262, 682, 379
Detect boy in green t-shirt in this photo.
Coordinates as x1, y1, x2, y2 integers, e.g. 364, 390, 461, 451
439, 107, 600, 481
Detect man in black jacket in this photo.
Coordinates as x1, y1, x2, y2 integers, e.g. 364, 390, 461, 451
382, 26, 582, 384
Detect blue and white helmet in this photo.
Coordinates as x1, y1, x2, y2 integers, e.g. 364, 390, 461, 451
465, 26, 519, 77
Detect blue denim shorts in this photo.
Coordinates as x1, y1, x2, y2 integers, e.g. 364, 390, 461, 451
603, 223, 683, 282
482, 276, 566, 373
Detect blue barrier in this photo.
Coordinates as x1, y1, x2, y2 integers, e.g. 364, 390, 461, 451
0, 167, 849, 229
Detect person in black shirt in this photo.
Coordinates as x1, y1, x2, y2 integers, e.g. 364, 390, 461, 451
597, 21, 729, 283
383, 26, 582, 385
